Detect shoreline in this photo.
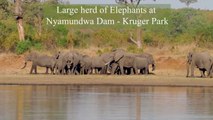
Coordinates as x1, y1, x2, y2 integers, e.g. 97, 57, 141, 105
0, 75, 213, 87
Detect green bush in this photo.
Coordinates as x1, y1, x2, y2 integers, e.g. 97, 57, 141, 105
15, 40, 32, 54
56, 38, 68, 48
32, 42, 43, 51
72, 31, 90, 48
143, 34, 153, 45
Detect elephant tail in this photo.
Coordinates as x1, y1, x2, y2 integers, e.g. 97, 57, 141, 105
21, 61, 27, 69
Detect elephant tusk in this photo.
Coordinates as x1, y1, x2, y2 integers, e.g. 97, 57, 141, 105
105, 61, 111, 66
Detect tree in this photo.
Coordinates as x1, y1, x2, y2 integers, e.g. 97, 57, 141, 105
14, 0, 25, 41
179, 0, 198, 7
116, 0, 156, 49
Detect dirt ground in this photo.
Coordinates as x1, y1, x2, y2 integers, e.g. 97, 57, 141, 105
0, 46, 212, 86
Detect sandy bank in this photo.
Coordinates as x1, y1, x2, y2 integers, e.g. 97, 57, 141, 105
0, 75, 213, 87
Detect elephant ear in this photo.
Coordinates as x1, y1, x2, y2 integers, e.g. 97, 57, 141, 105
114, 53, 124, 62
55, 51, 61, 59
187, 52, 193, 63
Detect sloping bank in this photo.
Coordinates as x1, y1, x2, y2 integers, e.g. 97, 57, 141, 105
0, 75, 213, 87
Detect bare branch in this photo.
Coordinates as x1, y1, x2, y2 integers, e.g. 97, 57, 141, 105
128, 32, 138, 45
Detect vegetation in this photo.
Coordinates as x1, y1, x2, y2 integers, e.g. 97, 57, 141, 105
0, 0, 213, 54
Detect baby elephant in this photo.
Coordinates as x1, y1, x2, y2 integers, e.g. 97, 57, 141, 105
22, 52, 57, 74
133, 57, 149, 74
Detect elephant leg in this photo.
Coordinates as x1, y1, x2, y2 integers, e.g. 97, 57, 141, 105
45, 67, 49, 74
82, 68, 85, 75
139, 69, 143, 74
111, 63, 118, 75
34, 65, 37, 74
134, 68, 138, 75
209, 66, 213, 78
207, 66, 212, 78
30, 65, 34, 74
186, 63, 190, 77
190, 64, 195, 77
144, 67, 148, 74
120, 65, 124, 75
130, 68, 134, 75
88, 68, 92, 74
200, 70, 205, 77
50, 68, 54, 74
100, 67, 106, 74
74, 67, 80, 75
147, 67, 150, 74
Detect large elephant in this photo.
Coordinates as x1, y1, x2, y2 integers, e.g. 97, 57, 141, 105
133, 57, 149, 74
91, 52, 114, 74
22, 52, 57, 74
186, 52, 213, 77
55, 51, 82, 75
109, 49, 137, 75
135, 53, 155, 73
80, 55, 92, 74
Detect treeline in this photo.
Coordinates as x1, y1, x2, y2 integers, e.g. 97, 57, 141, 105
0, 0, 213, 54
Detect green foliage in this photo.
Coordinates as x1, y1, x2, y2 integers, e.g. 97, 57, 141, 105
143, 34, 153, 45
0, 18, 18, 51
56, 38, 68, 48
94, 29, 126, 48
15, 39, 44, 54
72, 31, 91, 48
32, 42, 43, 51
15, 40, 32, 54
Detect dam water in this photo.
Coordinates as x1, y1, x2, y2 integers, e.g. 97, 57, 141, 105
0, 85, 213, 120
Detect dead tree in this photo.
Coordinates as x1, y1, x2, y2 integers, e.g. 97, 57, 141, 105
14, 0, 25, 41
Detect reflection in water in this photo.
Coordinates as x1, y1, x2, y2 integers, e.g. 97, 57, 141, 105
0, 85, 213, 120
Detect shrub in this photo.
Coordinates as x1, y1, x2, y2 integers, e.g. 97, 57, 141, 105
143, 34, 153, 45
56, 38, 68, 48
32, 42, 43, 51
72, 31, 90, 48
3, 32, 19, 51
15, 40, 32, 54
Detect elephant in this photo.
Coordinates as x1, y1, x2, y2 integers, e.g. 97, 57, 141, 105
133, 57, 149, 74
186, 52, 213, 78
91, 52, 114, 74
80, 55, 93, 74
55, 51, 82, 75
54, 51, 68, 74
21, 52, 57, 74
109, 50, 138, 75
134, 53, 155, 73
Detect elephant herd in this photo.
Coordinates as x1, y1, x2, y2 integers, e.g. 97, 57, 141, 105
22, 49, 155, 75
22, 49, 213, 78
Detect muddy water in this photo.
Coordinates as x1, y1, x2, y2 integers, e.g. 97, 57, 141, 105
0, 85, 213, 120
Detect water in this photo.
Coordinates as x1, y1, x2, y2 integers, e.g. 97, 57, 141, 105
0, 85, 213, 120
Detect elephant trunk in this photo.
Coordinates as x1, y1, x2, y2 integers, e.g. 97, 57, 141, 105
21, 61, 27, 69
152, 64, 155, 71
